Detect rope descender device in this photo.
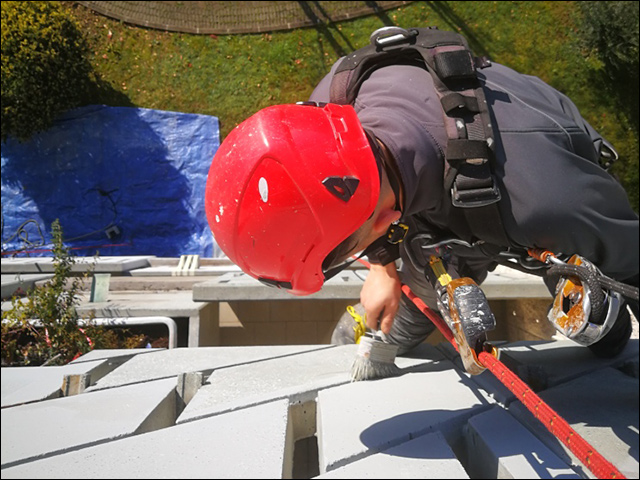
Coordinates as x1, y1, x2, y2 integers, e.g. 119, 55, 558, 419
528, 249, 624, 346
428, 256, 499, 375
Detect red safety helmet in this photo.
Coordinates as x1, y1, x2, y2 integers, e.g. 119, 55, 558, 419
205, 102, 380, 295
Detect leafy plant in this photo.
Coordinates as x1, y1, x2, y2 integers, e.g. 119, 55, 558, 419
1, 220, 145, 366
1, 1, 93, 142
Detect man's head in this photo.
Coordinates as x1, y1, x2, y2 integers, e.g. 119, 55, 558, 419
321, 137, 403, 273
205, 102, 399, 295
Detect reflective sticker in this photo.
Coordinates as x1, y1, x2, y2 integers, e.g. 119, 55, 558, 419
258, 177, 269, 203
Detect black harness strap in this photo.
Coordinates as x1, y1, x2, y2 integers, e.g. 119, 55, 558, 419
329, 26, 513, 250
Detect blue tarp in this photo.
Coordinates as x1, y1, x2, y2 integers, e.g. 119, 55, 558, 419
1, 105, 221, 257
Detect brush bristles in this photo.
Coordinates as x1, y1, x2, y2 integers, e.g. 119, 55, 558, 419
350, 356, 400, 382
350, 334, 400, 382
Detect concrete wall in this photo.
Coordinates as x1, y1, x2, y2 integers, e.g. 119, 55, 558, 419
220, 299, 358, 346
217, 298, 555, 347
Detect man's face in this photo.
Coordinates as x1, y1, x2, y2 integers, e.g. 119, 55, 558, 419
322, 195, 400, 274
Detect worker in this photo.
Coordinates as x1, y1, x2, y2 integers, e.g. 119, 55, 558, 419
205, 27, 639, 359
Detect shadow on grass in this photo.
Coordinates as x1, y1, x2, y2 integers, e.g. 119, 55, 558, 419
78, 75, 136, 109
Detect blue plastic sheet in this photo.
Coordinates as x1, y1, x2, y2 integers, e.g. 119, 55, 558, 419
1, 105, 221, 258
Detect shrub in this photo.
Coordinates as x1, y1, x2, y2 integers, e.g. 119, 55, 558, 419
1, 220, 145, 366
576, 1, 639, 210
577, 2, 639, 81
1, 1, 93, 142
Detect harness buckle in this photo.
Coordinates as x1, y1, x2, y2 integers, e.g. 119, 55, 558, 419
451, 174, 501, 208
387, 222, 409, 244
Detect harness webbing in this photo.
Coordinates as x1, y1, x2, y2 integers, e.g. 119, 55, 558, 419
357, 257, 626, 479
329, 26, 513, 250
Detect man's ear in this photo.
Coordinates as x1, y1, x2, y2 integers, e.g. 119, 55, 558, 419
372, 207, 402, 235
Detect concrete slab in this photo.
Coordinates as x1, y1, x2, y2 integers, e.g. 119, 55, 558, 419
1, 399, 291, 479
75, 290, 220, 347
508, 367, 639, 479
178, 344, 446, 423
192, 269, 366, 301
30, 274, 222, 292
86, 275, 218, 291
1, 359, 111, 408
1, 273, 53, 299
1, 339, 635, 478
466, 406, 579, 478
76, 290, 206, 318
88, 345, 331, 390
316, 359, 494, 473
192, 265, 549, 302
479, 265, 551, 299
1, 378, 177, 468
435, 341, 516, 405
317, 431, 469, 478
0, 257, 43, 273
69, 347, 161, 364
497, 338, 639, 391
129, 264, 242, 276
1, 256, 154, 274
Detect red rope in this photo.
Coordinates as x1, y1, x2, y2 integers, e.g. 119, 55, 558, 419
478, 351, 624, 479
356, 258, 625, 479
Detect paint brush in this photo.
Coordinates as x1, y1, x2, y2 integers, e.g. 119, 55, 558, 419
350, 331, 400, 382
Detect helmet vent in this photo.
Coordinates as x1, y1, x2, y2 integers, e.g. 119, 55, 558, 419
322, 176, 359, 202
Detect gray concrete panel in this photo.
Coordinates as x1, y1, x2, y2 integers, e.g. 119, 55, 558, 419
76, 290, 206, 317
1, 359, 110, 408
178, 344, 445, 423
1, 378, 177, 468
479, 265, 551, 299
317, 360, 494, 473
88, 345, 331, 390
192, 270, 366, 301
466, 406, 579, 478
497, 338, 639, 390
1, 273, 53, 299
508, 367, 639, 479
317, 431, 469, 478
1, 399, 291, 479
1, 256, 154, 274
1, 338, 635, 478
69, 348, 161, 364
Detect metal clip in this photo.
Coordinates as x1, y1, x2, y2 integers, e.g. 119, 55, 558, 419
370, 27, 417, 50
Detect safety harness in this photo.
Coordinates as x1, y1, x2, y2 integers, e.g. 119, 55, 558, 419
329, 26, 512, 251
327, 26, 639, 349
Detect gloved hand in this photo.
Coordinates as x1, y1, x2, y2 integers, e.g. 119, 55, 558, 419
361, 262, 402, 335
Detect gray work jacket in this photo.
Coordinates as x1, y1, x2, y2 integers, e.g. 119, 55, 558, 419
310, 60, 639, 281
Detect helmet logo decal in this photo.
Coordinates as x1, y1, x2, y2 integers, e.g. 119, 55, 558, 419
258, 177, 269, 203
322, 176, 359, 202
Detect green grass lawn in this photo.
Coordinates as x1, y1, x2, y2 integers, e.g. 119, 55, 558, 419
64, 1, 638, 210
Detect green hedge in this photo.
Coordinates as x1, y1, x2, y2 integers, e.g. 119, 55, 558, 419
576, 1, 639, 210
1, 1, 92, 142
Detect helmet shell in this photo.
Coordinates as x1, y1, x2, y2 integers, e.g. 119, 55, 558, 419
205, 103, 379, 294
